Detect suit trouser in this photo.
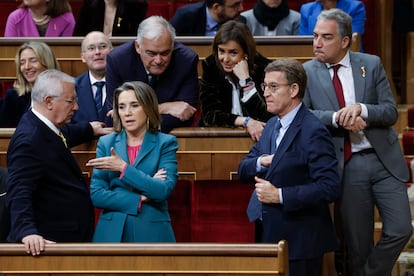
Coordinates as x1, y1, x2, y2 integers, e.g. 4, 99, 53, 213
340, 152, 412, 276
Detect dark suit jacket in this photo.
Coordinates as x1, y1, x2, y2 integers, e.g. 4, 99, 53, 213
0, 89, 31, 127
72, 72, 113, 126
6, 111, 95, 242
106, 40, 199, 133
238, 104, 340, 260
73, 0, 148, 36
170, 1, 246, 36
200, 53, 272, 127
0, 167, 9, 242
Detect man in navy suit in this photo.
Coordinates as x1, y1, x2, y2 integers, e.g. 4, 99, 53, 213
6, 70, 108, 256
238, 58, 340, 276
170, 0, 246, 36
106, 16, 199, 133
72, 31, 113, 126
303, 9, 412, 275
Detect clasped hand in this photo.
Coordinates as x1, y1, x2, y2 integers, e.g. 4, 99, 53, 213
335, 104, 367, 132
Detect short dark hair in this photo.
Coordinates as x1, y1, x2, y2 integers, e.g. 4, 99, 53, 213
205, 0, 224, 8
317, 8, 353, 49
264, 58, 307, 99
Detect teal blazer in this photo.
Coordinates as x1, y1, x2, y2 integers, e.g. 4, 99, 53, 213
90, 130, 178, 242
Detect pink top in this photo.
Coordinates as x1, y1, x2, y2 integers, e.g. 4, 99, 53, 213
127, 145, 141, 165
4, 8, 75, 37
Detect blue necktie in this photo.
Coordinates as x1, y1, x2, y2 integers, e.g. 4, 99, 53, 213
94, 81, 105, 113
271, 119, 282, 153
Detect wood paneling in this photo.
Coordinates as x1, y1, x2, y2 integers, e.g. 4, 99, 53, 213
0, 127, 254, 181
0, 242, 289, 275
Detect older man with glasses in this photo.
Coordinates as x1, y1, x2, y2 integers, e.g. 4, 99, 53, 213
72, 31, 113, 127
6, 69, 109, 256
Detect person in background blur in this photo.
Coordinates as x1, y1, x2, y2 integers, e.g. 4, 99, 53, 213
73, 0, 148, 36
72, 31, 113, 126
87, 81, 178, 242
170, 0, 246, 36
5, 0, 75, 37
0, 41, 60, 127
242, 0, 300, 36
298, 0, 365, 37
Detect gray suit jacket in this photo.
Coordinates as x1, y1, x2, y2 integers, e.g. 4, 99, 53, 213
241, 9, 300, 35
303, 51, 408, 182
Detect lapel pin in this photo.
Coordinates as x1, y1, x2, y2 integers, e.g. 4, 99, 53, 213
361, 66, 366, 78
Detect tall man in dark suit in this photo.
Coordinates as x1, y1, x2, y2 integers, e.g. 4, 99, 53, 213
106, 16, 199, 133
303, 9, 412, 275
170, 0, 246, 36
6, 69, 108, 256
238, 58, 340, 276
72, 31, 113, 126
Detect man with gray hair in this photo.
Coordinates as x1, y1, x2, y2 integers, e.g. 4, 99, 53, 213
6, 69, 106, 256
106, 16, 199, 133
303, 8, 412, 275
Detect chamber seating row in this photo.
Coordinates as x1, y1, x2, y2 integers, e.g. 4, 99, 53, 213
0, 241, 289, 275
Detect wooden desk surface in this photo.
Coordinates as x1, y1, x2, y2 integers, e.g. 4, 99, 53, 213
0, 36, 315, 80
0, 127, 254, 180
0, 242, 288, 275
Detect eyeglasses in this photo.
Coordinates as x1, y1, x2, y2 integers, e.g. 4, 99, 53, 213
84, 43, 109, 52
51, 95, 78, 105
261, 83, 291, 93
61, 97, 78, 105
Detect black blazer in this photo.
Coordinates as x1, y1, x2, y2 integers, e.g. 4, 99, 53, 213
6, 111, 95, 242
73, 0, 148, 36
170, 1, 246, 36
200, 53, 272, 127
0, 167, 9, 242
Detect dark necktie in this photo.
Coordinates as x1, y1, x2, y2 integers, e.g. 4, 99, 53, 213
271, 119, 282, 153
94, 81, 105, 113
148, 74, 157, 89
332, 64, 352, 163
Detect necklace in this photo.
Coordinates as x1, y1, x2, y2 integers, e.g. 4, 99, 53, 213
31, 14, 51, 25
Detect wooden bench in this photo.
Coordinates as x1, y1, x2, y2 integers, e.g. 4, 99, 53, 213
0, 36, 318, 81
0, 241, 289, 275
0, 127, 253, 180
0, 34, 361, 80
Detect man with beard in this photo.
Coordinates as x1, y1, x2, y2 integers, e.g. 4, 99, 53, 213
170, 0, 246, 36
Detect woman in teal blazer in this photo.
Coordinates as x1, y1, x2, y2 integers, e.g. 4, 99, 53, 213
86, 81, 178, 242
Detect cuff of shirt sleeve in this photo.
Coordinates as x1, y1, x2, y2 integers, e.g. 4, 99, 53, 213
119, 163, 128, 179
241, 87, 257, 103
359, 103, 368, 119
278, 188, 283, 204
332, 111, 339, 128
138, 197, 143, 213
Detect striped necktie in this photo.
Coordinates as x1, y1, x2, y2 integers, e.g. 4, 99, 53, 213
94, 81, 105, 113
